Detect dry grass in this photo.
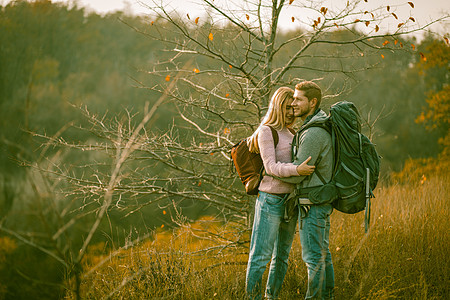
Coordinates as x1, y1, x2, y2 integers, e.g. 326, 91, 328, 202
70, 173, 449, 299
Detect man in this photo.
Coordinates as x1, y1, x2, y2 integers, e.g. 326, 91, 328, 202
281, 81, 335, 299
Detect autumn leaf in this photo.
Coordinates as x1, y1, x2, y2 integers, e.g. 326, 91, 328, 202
292, 17, 295, 22
334, 23, 339, 28
224, 128, 230, 134
195, 17, 199, 24
387, 6, 390, 11
289, 0, 294, 4
382, 40, 390, 46
161, 224, 164, 228
375, 25, 379, 32
225, 93, 230, 98
392, 13, 398, 19
400, 42, 403, 48
209, 32, 214, 41
198, 181, 202, 186
187, 13, 190, 20
193, 68, 200, 73
354, 19, 360, 23
151, 21, 154, 25
408, 2, 414, 8
163, 210, 167, 215
165, 75, 170, 81
409, 17, 415, 22
398, 22, 404, 28
320, 7, 328, 15
444, 37, 449, 45
394, 39, 398, 45
365, 21, 370, 27
411, 43, 416, 50
381, 54, 385, 59
419, 52, 426, 61
229, 64, 233, 69
246, 14, 249, 20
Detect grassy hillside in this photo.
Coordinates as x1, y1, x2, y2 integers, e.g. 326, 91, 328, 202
72, 172, 449, 299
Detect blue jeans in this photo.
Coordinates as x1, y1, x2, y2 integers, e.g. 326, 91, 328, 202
299, 204, 335, 300
246, 192, 298, 300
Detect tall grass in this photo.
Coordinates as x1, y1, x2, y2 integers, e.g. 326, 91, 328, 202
72, 174, 449, 299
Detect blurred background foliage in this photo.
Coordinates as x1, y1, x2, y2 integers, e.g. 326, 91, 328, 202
0, 0, 448, 299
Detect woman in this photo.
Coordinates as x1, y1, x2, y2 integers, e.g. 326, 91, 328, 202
245, 87, 315, 300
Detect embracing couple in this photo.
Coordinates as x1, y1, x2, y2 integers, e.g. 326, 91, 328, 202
246, 81, 334, 300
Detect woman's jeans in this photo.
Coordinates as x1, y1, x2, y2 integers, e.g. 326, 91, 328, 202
246, 191, 298, 300
299, 204, 335, 300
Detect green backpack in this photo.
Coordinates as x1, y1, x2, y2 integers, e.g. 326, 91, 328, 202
293, 101, 380, 231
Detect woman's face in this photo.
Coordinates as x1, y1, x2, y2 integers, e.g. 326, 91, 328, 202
284, 97, 295, 125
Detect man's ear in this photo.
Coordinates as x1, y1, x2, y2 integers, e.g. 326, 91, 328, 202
310, 97, 318, 110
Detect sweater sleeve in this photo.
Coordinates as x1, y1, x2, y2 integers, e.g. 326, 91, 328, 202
258, 126, 299, 178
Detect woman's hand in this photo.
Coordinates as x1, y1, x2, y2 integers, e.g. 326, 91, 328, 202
296, 156, 315, 175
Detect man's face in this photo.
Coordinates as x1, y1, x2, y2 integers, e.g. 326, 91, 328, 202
285, 98, 295, 125
292, 89, 314, 119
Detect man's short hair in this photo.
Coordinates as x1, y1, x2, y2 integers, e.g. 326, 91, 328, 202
295, 81, 322, 108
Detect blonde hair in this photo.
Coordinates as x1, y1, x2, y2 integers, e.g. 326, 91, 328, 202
247, 87, 295, 153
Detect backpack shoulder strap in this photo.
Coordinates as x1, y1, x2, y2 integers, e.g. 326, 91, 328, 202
287, 127, 296, 135
267, 126, 279, 147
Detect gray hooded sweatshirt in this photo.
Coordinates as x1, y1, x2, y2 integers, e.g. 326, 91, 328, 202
280, 109, 333, 190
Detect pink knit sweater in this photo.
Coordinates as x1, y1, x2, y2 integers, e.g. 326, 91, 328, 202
258, 125, 299, 194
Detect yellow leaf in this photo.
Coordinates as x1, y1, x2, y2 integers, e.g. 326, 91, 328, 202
209, 32, 214, 41
193, 68, 200, 73
165, 75, 170, 81
195, 17, 199, 24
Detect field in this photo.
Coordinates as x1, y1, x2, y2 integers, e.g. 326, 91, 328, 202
71, 174, 449, 299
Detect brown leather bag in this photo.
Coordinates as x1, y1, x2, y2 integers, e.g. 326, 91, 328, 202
231, 126, 295, 195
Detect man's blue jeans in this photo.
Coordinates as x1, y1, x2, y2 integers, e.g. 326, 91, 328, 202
299, 204, 334, 300
246, 191, 298, 300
